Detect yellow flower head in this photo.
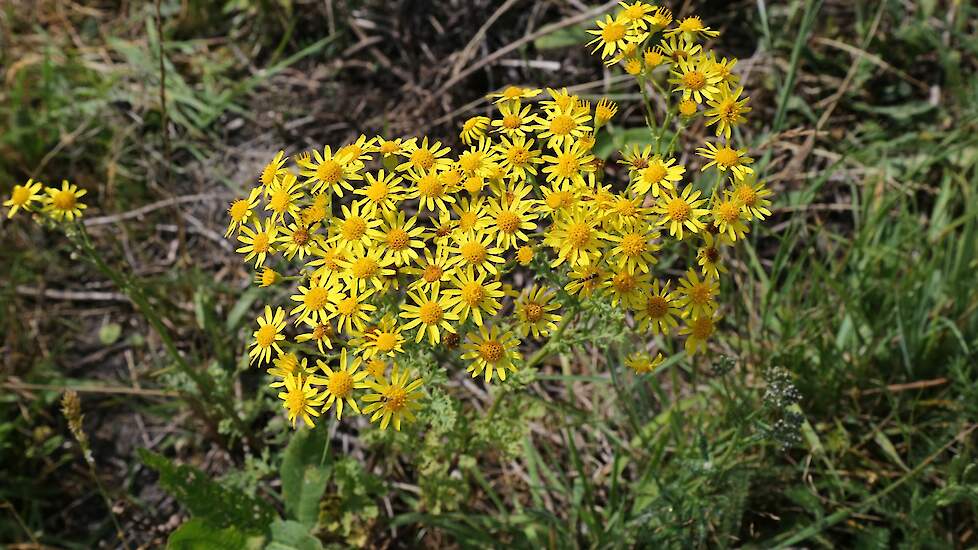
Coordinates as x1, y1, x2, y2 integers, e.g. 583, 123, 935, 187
317, 348, 369, 420
4, 179, 44, 218
249, 306, 287, 365
362, 366, 424, 431
460, 325, 522, 383
278, 374, 324, 428
624, 351, 664, 374
43, 180, 88, 221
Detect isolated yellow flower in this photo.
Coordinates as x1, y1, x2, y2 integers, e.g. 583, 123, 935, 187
331, 201, 382, 254
405, 245, 460, 292
565, 264, 607, 298
449, 231, 505, 277
317, 349, 369, 420
278, 221, 323, 260
586, 14, 640, 61
354, 170, 405, 215
289, 276, 337, 325
617, 1, 658, 30
256, 267, 279, 288
730, 176, 773, 220
669, 57, 723, 104
259, 150, 289, 188
278, 374, 324, 428
337, 134, 378, 164
264, 172, 304, 222
359, 315, 406, 359
226, 188, 262, 237
328, 286, 377, 335
362, 366, 424, 431
604, 226, 661, 274
541, 140, 595, 187
4, 179, 43, 218
267, 352, 313, 388
298, 145, 362, 196
405, 168, 456, 214
710, 195, 749, 241
368, 211, 426, 266
594, 98, 619, 126
494, 135, 542, 181
547, 205, 603, 268
631, 156, 684, 197
680, 313, 720, 356
624, 351, 664, 374
486, 184, 537, 249
696, 232, 729, 279
603, 268, 650, 309
336, 247, 396, 293
535, 105, 592, 151
398, 136, 452, 172
461, 325, 522, 383
249, 306, 287, 365
43, 180, 87, 221
666, 16, 720, 40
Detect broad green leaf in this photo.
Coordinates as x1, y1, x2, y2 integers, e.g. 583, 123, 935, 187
167, 518, 263, 550
281, 426, 331, 526
268, 520, 324, 550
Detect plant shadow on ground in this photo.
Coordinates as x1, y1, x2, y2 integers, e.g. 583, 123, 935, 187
1, 0, 977, 547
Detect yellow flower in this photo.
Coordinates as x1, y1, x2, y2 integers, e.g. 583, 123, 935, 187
236, 217, 277, 267
666, 16, 720, 40
328, 286, 377, 335
456, 138, 498, 178
491, 101, 538, 137
358, 314, 405, 359
225, 188, 262, 237
624, 351, 664, 374
494, 135, 542, 181
623, 56, 644, 75
330, 201, 382, 254
604, 226, 661, 274
634, 279, 681, 334
405, 167, 456, 214
256, 267, 279, 288
516, 285, 562, 339
278, 374, 324, 428
353, 170, 406, 216
643, 47, 665, 69
535, 105, 593, 151
696, 141, 754, 181
565, 264, 607, 298
658, 34, 702, 63
517, 244, 534, 266
669, 56, 723, 104
249, 306, 287, 365
547, 205, 603, 268
296, 317, 335, 354
460, 325, 522, 383
486, 85, 541, 105
594, 98, 619, 126
264, 173, 304, 222
399, 286, 459, 345
336, 247, 396, 293
377, 136, 408, 159
367, 211, 426, 266
43, 180, 87, 221
678, 98, 698, 118
603, 268, 650, 309
680, 313, 720, 356
603, 194, 651, 232
364, 357, 387, 379
362, 366, 424, 431
654, 184, 709, 239
541, 140, 595, 187
337, 134, 378, 164
444, 268, 505, 327
677, 269, 719, 319
729, 176, 773, 220
486, 183, 537, 249
267, 352, 313, 388
397, 136, 452, 172
306, 243, 348, 287
696, 232, 729, 279
704, 52, 740, 89
617, 1, 658, 30
710, 194, 749, 241
289, 276, 337, 325
277, 221, 324, 260
705, 86, 750, 139
449, 231, 506, 277
460, 116, 490, 145
405, 245, 460, 292
316, 348, 369, 420
4, 179, 44, 218
586, 14, 640, 61
297, 145, 362, 196
259, 150, 289, 188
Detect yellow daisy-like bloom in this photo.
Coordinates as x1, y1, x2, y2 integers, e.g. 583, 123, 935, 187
486, 85, 542, 105
486, 183, 537, 250
278, 374, 324, 428
43, 180, 87, 221
337, 134, 378, 164
678, 98, 699, 118
603, 268, 650, 309
604, 194, 651, 232
594, 98, 619, 127
456, 138, 498, 178
236, 217, 278, 267
680, 312, 720, 356
225, 188, 262, 237
696, 141, 754, 181
277, 221, 324, 260
729, 176, 773, 221
353, 170, 406, 216
328, 286, 377, 335
367, 211, 426, 266
362, 366, 424, 431
289, 276, 337, 325
460, 325, 522, 383
704, 52, 740, 89
617, 1, 658, 30
264, 173, 304, 222
267, 352, 313, 388
696, 231, 729, 279
623, 56, 644, 75
259, 150, 289, 189
643, 47, 665, 69
397, 136, 453, 172
494, 135, 542, 181
307, 243, 348, 287
399, 286, 459, 345
450, 196, 489, 242
406, 245, 460, 292
359, 315, 406, 359
491, 101, 538, 138
298, 145, 362, 196
516, 244, 534, 266
460, 116, 490, 145
405, 167, 456, 214
547, 205, 603, 268
336, 247, 396, 293
535, 104, 592, 151
249, 306, 287, 365
666, 16, 720, 40
516, 285, 562, 339
677, 269, 719, 319
603, 227, 661, 274
658, 34, 702, 62
449, 230, 506, 277
377, 136, 409, 160
256, 267, 279, 288
649, 7, 673, 29
565, 264, 607, 298
537, 182, 578, 220
633, 279, 681, 335
624, 351, 664, 374
669, 56, 723, 104
619, 144, 654, 174
4, 178, 44, 218
300, 195, 331, 226
364, 357, 387, 380
586, 14, 640, 62
654, 184, 709, 239
541, 140, 595, 187
631, 155, 686, 197
710, 195, 749, 241
704, 86, 750, 139
296, 317, 335, 354
330, 201, 382, 254
316, 349, 369, 420
443, 268, 504, 327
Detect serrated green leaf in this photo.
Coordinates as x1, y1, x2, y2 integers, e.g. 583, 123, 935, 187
268, 520, 324, 550
139, 449, 276, 532
167, 518, 263, 550
281, 427, 331, 526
